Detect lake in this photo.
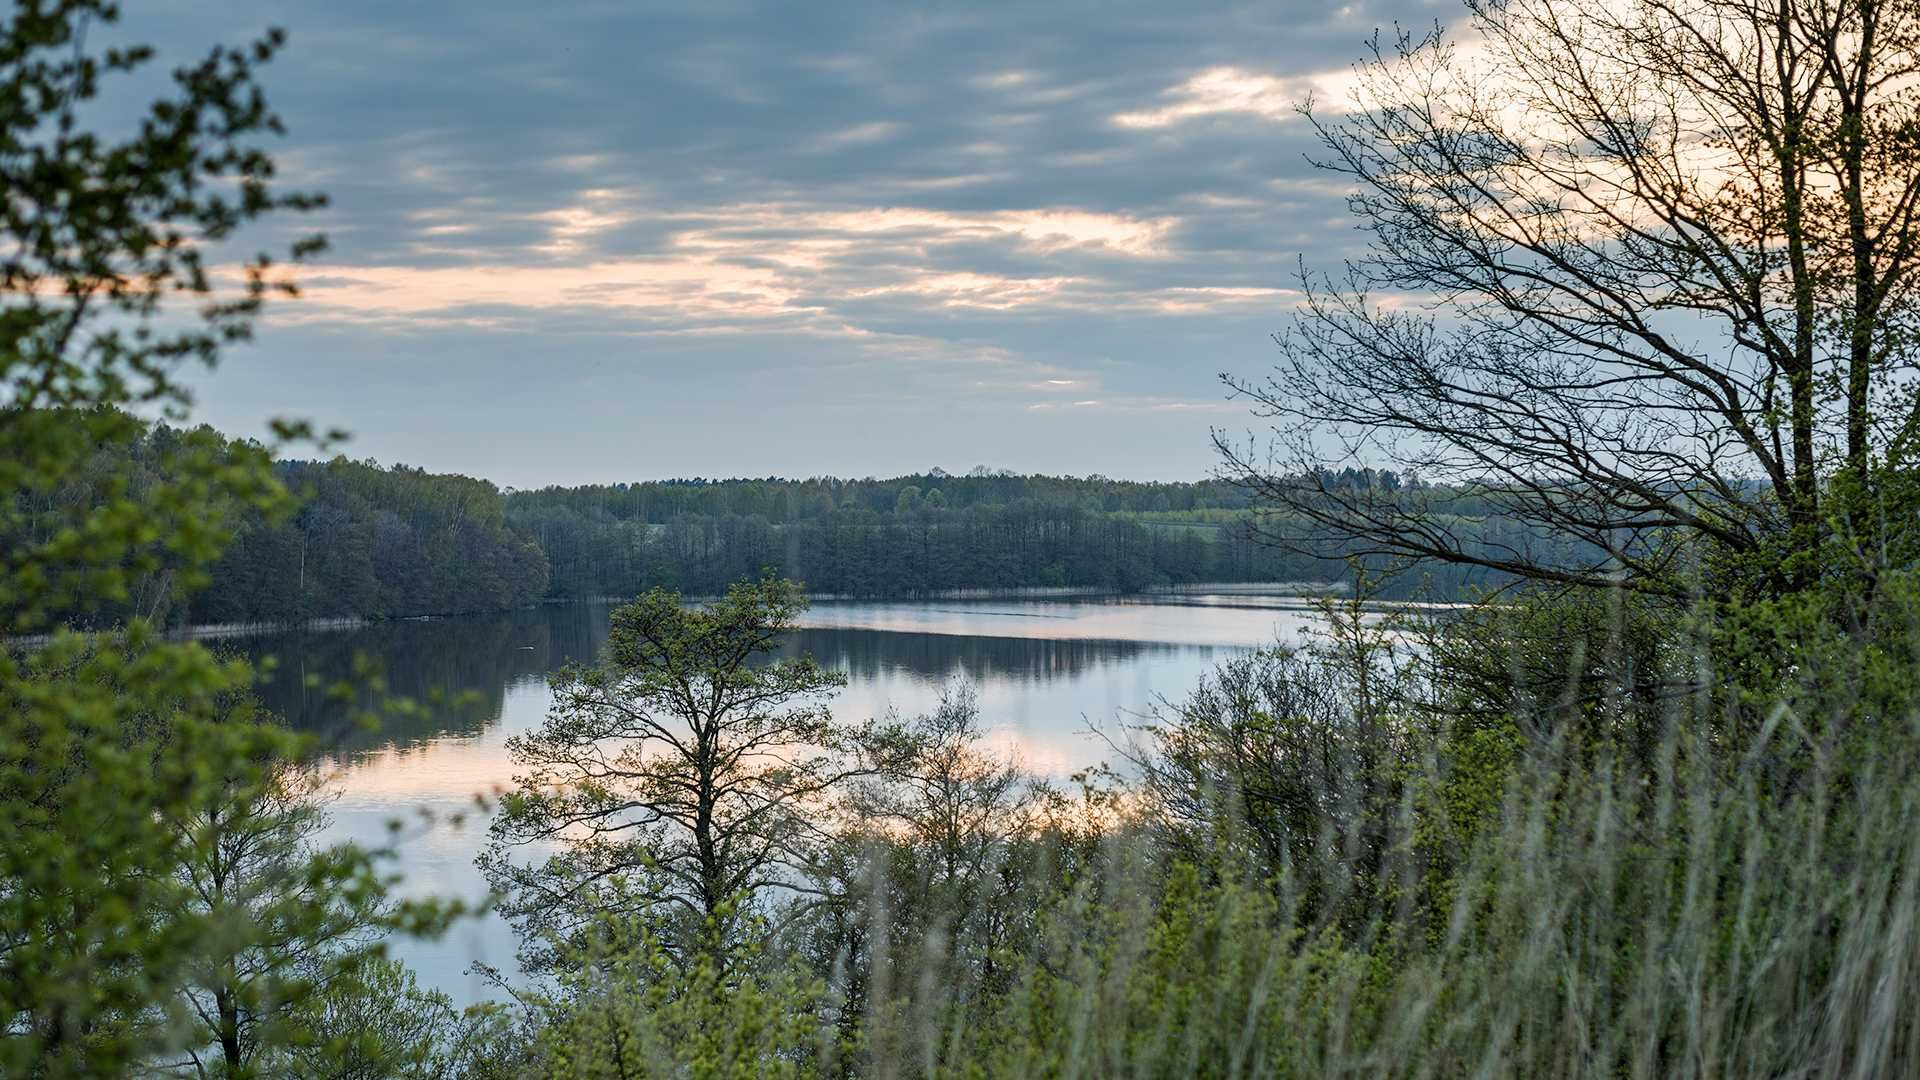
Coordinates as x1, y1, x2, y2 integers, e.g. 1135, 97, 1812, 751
228, 590, 1328, 1005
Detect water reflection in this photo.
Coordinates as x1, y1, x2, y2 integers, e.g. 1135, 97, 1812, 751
218, 592, 1316, 1005
229, 596, 1318, 761
232, 606, 606, 755
793, 626, 1173, 685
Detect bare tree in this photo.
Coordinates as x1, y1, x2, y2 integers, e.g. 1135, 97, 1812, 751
1222, 0, 1920, 597
481, 576, 868, 968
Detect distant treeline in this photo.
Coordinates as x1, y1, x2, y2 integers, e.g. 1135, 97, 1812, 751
26, 425, 1556, 627
503, 470, 1556, 601
505, 470, 1275, 522
510, 496, 1319, 599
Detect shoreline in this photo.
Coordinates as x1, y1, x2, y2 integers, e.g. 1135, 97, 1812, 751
563, 580, 1347, 605
17, 581, 1368, 645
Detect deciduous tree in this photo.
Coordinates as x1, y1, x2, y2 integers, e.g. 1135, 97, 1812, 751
482, 577, 870, 969
1223, 0, 1920, 599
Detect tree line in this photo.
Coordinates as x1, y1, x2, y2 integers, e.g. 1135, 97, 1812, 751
514, 496, 1311, 599
514, 492, 1586, 601
7, 423, 552, 627
19, 424, 1544, 627
194, 452, 551, 624
504, 469, 1279, 523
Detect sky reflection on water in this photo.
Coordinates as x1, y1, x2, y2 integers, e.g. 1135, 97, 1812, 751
229, 591, 1320, 1004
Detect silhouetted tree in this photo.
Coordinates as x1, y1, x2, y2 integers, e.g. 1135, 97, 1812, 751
1222, 0, 1920, 599
482, 577, 874, 969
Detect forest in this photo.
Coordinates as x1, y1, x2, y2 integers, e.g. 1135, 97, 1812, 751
511, 475, 1325, 599
16, 423, 1566, 625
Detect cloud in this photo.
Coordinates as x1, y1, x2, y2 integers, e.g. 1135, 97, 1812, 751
533, 201, 637, 258
802, 121, 908, 152
260, 198, 1302, 334
1113, 67, 1303, 128
1113, 65, 1365, 129
665, 204, 1175, 261
276, 258, 806, 328
140, 0, 1437, 485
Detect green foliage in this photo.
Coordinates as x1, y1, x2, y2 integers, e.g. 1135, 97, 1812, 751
0, 1, 333, 1069
478, 566, 1920, 1079
482, 577, 862, 970
1126, 580, 1418, 935
0, 413, 291, 631
18, 435, 1574, 623
804, 688, 1060, 1074
951, 866, 1379, 1079
0, 633, 455, 1076
0, 0, 324, 637
1420, 586, 1683, 768
508, 473, 1260, 523
0, 6, 463, 1075
8, 424, 552, 626
515, 493, 1275, 600
197, 452, 550, 623
163, 700, 398, 1077
509, 473, 1543, 602
274, 954, 490, 1079
524, 913, 829, 1079
2, 632, 274, 1071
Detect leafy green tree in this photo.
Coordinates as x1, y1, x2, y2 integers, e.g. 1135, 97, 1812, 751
271, 955, 486, 1080
856, 688, 1035, 901
158, 696, 395, 1078
482, 577, 868, 969
5, 639, 282, 1072
0, 0, 326, 632
0, 4, 451, 1074
1130, 620, 1412, 934
524, 912, 828, 1080
810, 687, 1045, 1073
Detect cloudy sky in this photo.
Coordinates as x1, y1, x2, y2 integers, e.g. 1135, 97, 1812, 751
134, 0, 1448, 489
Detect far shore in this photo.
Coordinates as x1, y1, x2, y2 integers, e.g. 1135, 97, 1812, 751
12, 581, 1383, 648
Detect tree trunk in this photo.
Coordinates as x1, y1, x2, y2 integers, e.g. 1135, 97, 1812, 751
217, 986, 241, 1076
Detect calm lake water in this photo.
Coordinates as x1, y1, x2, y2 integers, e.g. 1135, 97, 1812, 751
228, 590, 1326, 1004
